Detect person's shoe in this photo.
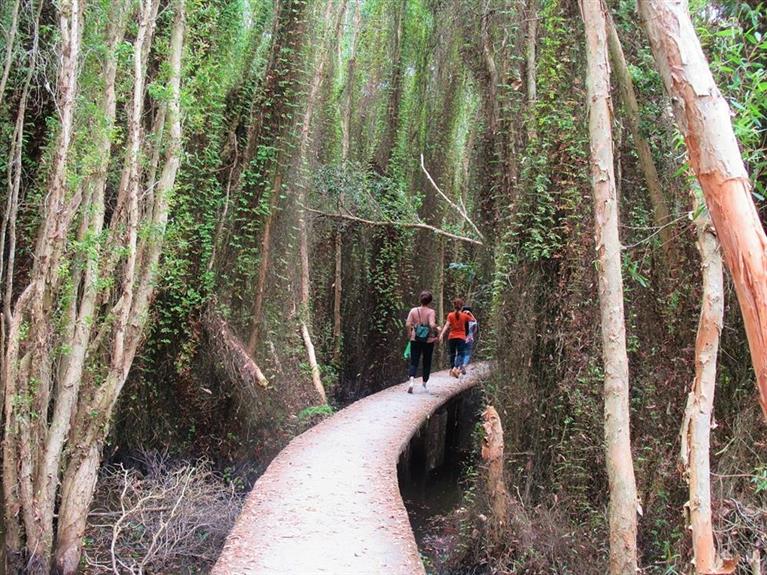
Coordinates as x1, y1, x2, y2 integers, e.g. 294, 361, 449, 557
422, 381, 427, 390
407, 385, 413, 394
460, 366, 467, 375
450, 368, 459, 378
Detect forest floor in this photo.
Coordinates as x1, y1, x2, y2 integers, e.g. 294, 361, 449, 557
212, 364, 488, 575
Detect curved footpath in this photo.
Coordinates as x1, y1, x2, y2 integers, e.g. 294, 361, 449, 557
213, 364, 488, 575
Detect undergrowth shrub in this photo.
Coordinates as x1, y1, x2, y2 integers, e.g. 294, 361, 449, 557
83, 452, 244, 574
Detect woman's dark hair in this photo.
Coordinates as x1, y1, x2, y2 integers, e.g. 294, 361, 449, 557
419, 290, 433, 305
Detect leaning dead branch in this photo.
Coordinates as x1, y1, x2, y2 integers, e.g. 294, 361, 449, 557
420, 153, 485, 242
203, 307, 269, 390
305, 206, 484, 246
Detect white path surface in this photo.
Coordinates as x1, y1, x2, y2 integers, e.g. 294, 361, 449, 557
212, 364, 487, 575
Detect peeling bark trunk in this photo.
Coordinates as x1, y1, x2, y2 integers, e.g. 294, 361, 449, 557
639, 0, 767, 419
680, 192, 733, 575
605, 11, 675, 268
53, 2, 185, 571
580, 1, 638, 573
481, 406, 508, 529
2, 1, 84, 568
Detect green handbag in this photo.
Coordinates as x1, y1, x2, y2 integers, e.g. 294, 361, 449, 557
414, 309, 431, 342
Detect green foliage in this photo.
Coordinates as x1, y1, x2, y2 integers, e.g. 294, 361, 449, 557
695, 2, 767, 198
297, 404, 334, 421
753, 464, 767, 494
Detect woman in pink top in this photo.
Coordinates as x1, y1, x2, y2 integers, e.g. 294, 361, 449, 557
405, 290, 438, 393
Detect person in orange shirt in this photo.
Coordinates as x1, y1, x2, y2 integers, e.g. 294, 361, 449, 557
440, 297, 471, 378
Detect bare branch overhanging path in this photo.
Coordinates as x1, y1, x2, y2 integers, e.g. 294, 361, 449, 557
213, 364, 489, 574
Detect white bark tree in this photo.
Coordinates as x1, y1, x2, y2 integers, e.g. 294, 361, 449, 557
2, 0, 186, 571
580, 0, 639, 572
680, 190, 736, 575
639, 0, 767, 420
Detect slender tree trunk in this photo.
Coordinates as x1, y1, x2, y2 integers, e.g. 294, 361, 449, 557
0, 0, 21, 110
580, 1, 638, 573
639, 0, 767, 419
333, 229, 343, 364
605, 12, 675, 268
340, 0, 361, 163
333, 0, 362, 365
247, 171, 283, 355
525, 0, 537, 142
438, 237, 444, 323
375, 0, 407, 171
294, 0, 347, 404
679, 191, 733, 575
53, 2, 185, 571
1, 0, 43, 372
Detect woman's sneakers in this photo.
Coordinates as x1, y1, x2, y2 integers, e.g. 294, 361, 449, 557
407, 377, 428, 394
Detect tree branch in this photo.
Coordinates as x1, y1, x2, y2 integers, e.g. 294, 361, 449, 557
305, 206, 483, 246
420, 154, 485, 241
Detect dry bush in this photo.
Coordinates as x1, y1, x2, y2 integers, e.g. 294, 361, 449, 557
709, 405, 767, 574
83, 452, 244, 574
421, 475, 604, 575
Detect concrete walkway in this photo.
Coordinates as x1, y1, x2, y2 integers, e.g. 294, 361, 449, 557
212, 364, 487, 575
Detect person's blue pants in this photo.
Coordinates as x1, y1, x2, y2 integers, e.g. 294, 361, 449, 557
462, 342, 473, 366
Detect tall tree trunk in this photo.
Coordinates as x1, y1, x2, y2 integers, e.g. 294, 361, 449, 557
333, 229, 343, 364
340, 0, 361, 163
244, 0, 310, 350
2, 1, 83, 569
53, 2, 185, 571
639, 0, 767, 419
247, 171, 283, 354
0, 0, 44, 376
580, 1, 638, 573
295, 0, 347, 404
679, 191, 733, 575
0, 0, 21, 110
605, 12, 675, 268
375, 0, 407, 172
525, 0, 537, 142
